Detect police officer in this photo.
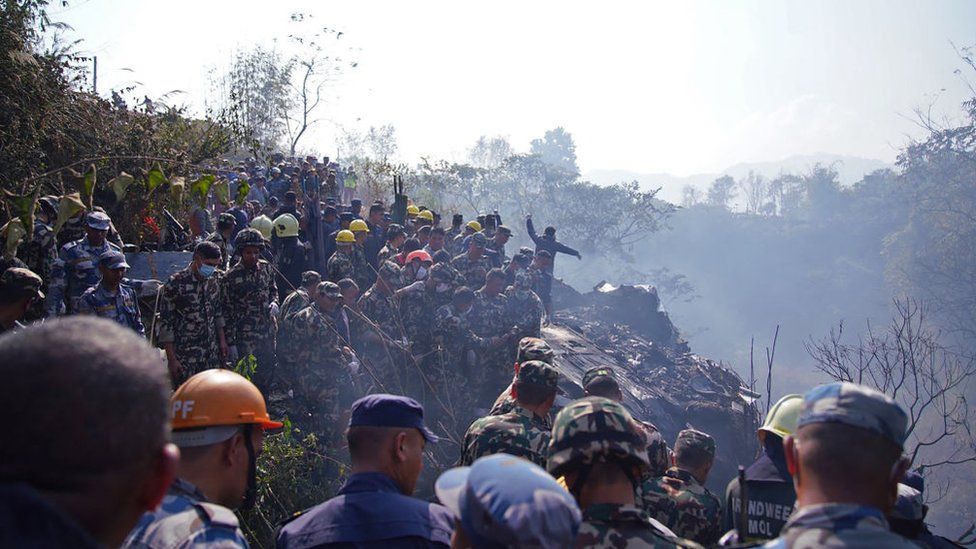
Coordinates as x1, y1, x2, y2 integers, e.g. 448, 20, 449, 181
460, 360, 559, 467
435, 454, 581, 548
0, 267, 44, 335
640, 429, 722, 545
276, 394, 454, 548
77, 250, 145, 336
124, 369, 283, 548
761, 382, 917, 548
48, 211, 120, 315
722, 394, 801, 542
548, 397, 695, 548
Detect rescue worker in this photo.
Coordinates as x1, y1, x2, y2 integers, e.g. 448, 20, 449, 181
326, 211, 355, 262
349, 218, 374, 290
546, 397, 693, 548
123, 369, 282, 548
207, 212, 237, 270
0, 267, 44, 335
525, 214, 581, 273
250, 214, 274, 240
158, 241, 228, 385
486, 225, 512, 268
722, 394, 801, 542
445, 214, 464, 254
435, 454, 582, 549
222, 228, 278, 391
640, 429, 722, 546
431, 287, 498, 409
280, 270, 321, 321
377, 224, 406, 266
450, 220, 481, 255
335, 278, 359, 347
761, 382, 917, 548
17, 195, 58, 320
487, 337, 556, 419
529, 250, 555, 323
272, 213, 308, 301
276, 394, 454, 548
398, 250, 436, 356
48, 211, 120, 315
505, 269, 544, 341
460, 360, 559, 467
405, 204, 421, 235
0, 317, 177, 547
424, 226, 447, 256
358, 261, 405, 390
327, 229, 357, 283
77, 250, 145, 336
468, 268, 516, 397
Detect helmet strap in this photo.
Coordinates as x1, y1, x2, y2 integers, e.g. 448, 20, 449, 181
240, 424, 258, 510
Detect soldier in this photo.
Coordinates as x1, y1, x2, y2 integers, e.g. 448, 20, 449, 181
48, 211, 120, 315
444, 214, 464, 254
487, 336, 555, 419
349, 218, 375, 290
505, 269, 544, 342
525, 214, 582, 273
435, 454, 581, 548
272, 213, 308, 301
77, 250, 145, 336
158, 241, 228, 386
376, 224, 405, 266
277, 395, 453, 548
451, 220, 481, 254
428, 261, 460, 309
358, 261, 406, 390
430, 287, 495, 397
460, 360, 559, 467
222, 228, 279, 391
760, 382, 917, 548
547, 397, 693, 548
580, 366, 671, 478
451, 231, 491, 289
486, 224, 512, 268
468, 268, 516, 397
722, 394, 801, 542
639, 429, 722, 546
278, 281, 354, 445
280, 270, 321, 321
0, 267, 44, 335
529, 250, 555, 323
206, 212, 237, 270
424, 226, 447, 256
337, 278, 360, 348
123, 370, 282, 548
328, 229, 357, 283
16, 195, 58, 321
398, 250, 437, 356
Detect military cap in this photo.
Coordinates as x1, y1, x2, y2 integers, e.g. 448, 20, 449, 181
513, 269, 533, 288
517, 360, 560, 390
339, 212, 355, 223
469, 232, 488, 248
85, 211, 111, 231
349, 393, 438, 443
98, 250, 130, 270
429, 263, 456, 283
378, 260, 401, 281
233, 227, 265, 248
582, 366, 618, 391
798, 382, 908, 448
0, 267, 44, 300
435, 454, 581, 549
323, 206, 338, 217
217, 212, 237, 225
317, 281, 342, 300
301, 271, 322, 285
674, 428, 716, 457
890, 483, 924, 521
496, 225, 513, 236
516, 337, 554, 364
547, 396, 649, 477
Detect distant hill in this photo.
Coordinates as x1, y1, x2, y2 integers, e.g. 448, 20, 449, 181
585, 153, 892, 204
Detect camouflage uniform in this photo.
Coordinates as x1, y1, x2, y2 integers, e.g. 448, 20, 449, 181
280, 287, 312, 320
17, 219, 57, 320
450, 253, 491, 289
468, 287, 514, 395
77, 282, 145, 336
428, 262, 461, 309
488, 337, 555, 419
48, 237, 121, 314
639, 421, 672, 478
639, 466, 722, 546
505, 270, 543, 342
399, 285, 436, 354
273, 236, 308, 301
278, 299, 350, 445
431, 302, 489, 390
357, 267, 405, 391
157, 267, 225, 384
376, 243, 398, 267
459, 360, 558, 467
206, 231, 231, 270
327, 248, 355, 283
222, 255, 277, 388
352, 245, 375, 291
761, 505, 918, 548
121, 477, 248, 548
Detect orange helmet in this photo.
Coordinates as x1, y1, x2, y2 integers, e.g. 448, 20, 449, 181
171, 369, 282, 433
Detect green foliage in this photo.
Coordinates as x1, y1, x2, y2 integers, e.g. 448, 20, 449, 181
234, 354, 258, 380
109, 172, 135, 201
236, 178, 251, 205
146, 164, 167, 194
190, 174, 217, 207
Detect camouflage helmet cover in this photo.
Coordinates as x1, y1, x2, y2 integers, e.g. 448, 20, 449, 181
547, 396, 649, 478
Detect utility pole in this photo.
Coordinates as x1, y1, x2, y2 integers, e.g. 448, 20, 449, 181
92, 56, 98, 94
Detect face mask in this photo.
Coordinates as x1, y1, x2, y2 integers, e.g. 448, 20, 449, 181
436, 283, 450, 293
415, 266, 428, 280
198, 264, 217, 278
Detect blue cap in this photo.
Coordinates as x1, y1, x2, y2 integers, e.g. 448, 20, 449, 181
98, 250, 129, 270
435, 454, 581, 549
349, 394, 438, 443
339, 212, 355, 222
86, 211, 111, 231
798, 382, 908, 448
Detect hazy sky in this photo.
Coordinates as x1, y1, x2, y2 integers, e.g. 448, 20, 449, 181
56, 0, 976, 175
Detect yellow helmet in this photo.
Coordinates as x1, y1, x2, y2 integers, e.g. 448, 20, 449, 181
758, 394, 803, 441
273, 214, 300, 238
417, 210, 434, 222
249, 215, 273, 240
406, 205, 420, 217
349, 219, 370, 233
336, 229, 356, 244
466, 220, 482, 232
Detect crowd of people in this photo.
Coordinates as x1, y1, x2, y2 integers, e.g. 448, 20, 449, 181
0, 155, 961, 548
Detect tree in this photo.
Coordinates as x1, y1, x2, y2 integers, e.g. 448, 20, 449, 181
530, 127, 579, 176
706, 175, 737, 209
468, 135, 513, 169
681, 184, 702, 208
739, 171, 769, 215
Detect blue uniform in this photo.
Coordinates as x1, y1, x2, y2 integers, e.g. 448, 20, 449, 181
78, 281, 145, 336
0, 482, 101, 548
49, 237, 121, 314
123, 477, 249, 548
276, 472, 454, 548
762, 504, 918, 548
